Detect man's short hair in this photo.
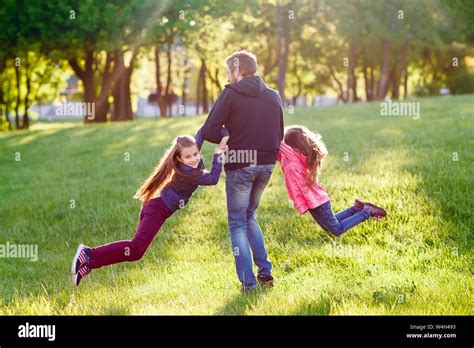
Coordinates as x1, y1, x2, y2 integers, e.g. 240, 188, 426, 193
225, 51, 258, 76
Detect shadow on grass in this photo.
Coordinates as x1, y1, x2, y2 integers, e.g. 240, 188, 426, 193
217, 286, 272, 315
291, 295, 332, 315
98, 303, 132, 315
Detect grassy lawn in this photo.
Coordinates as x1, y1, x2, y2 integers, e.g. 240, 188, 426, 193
0, 95, 472, 315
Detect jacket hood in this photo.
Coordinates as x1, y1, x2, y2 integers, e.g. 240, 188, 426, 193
226, 75, 267, 97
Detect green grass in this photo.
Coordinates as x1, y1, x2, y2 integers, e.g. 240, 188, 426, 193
0, 95, 472, 315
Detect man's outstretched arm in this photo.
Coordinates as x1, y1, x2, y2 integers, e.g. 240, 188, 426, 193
195, 127, 229, 150
198, 88, 232, 144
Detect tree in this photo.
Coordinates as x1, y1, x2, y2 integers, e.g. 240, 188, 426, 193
0, 0, 65, 129
38, 0, 160, 122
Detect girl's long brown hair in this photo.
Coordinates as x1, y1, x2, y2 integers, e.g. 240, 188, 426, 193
134, 135, 197, 205
284, 125, 328, 185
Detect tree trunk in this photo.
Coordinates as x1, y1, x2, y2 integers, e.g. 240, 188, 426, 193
389, 41, 410, 100
23, 59, 31, 129
375, 2, 398, 100
83, 68, 108, 123
112, 74, 133, 121
200, 59, 208, 114
0, 71, 11, 130
401, 42, 410, 99
277, 4, 284, 104
112, 51, 135, 121
206, 68, 218, 105
165, 46, 173, 117
112, 71, 132, 121
292, 60, 303, 106
403, 67, 409, 99
370, 66, 375, 100
263, 39, 278, 78
154, 45, 167, 117
388, 65, 397, 99
82, 50, 99, 122
4, 102, 11, 130
390, 65, 400, 100
390, 42, 409, 100
277, 3, 291, 106
14, 62, 21, 129
329, 66, 346, 103
2, 80, 11, 130
181, 83, 186, 116
363, 65, 371, 101
155, 44, 175, 118
283, 4, 291, 103
0, 60, 6, 129
347, 40, 358, 103
207, 67, 222, 93
391, 75, 399, 99
69, 49, 109, 123
196, 63, 201, 115
181, 53, 189, 116
376, 39, 392, 100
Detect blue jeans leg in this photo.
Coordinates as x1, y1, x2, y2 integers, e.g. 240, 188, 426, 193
335, 206, 359, 221
225, 165, 274, 289
309, 201, 370, 237
246, 166, 273, 277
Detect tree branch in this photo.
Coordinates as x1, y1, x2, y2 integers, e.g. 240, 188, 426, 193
68, 57, 85, 81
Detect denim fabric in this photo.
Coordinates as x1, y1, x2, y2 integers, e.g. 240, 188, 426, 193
225, 164, 274, 289
309, 201, 371, 237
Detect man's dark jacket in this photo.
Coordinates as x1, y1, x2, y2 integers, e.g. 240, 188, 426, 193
198, 75, 284, 171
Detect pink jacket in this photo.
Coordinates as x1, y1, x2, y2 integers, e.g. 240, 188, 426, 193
277, 142, 329, 215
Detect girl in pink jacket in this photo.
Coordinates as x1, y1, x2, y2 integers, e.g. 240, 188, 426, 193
277, 125, 386, 236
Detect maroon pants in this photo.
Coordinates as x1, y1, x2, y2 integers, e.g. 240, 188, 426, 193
90, 197, 173, 269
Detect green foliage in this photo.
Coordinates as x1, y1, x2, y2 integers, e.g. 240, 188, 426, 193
0, 0, 473, 129
447, 68, 474, 95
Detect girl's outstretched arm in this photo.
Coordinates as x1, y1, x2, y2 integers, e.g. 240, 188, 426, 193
195, 153, 224, 186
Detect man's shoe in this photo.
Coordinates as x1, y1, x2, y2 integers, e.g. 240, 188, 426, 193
257, 274, 274, 287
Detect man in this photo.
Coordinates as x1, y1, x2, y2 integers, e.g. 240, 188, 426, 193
196, 51, 284, 292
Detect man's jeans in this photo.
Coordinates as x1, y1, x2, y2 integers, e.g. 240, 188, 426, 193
225, 164, 274, 289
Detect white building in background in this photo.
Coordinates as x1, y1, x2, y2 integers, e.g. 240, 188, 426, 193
30, 99, 199, 120
135, 97, 198, 118
31, 95, 338, 121
27, 74, 338, 121
136, 97, 160, 117
285, 95, 338, 107
31, 75, 84, 120
31, 104, 84, 121
313, 95, 338, 106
